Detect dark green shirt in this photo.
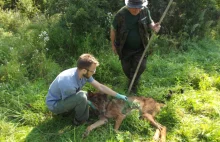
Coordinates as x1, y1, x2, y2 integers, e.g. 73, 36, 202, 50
112, 7, 152, 50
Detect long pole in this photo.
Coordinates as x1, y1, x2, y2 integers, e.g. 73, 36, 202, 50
128, 0, 173, 94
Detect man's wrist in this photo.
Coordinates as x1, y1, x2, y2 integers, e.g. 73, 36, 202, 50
116, 93, 123, 98
116, 93, 120, 98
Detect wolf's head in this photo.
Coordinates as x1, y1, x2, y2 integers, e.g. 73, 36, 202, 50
87, 91, 108, 115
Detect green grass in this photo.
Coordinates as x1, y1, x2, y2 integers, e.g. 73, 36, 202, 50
1, 8, 220, 142
1, 39, 220, 142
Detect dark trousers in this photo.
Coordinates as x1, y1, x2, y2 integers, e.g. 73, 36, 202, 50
121, 49, 147, 87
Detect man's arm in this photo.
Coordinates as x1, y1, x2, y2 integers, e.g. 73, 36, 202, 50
110, 28, 117, 55
90, 79, 117, 96
90, 80, 127, 101
145, 7, 161, 33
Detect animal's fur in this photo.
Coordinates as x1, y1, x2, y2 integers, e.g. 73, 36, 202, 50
83, 91, 167, 141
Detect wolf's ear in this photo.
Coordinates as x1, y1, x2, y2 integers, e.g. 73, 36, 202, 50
87, 90, 92, 96
87, 90, 94, 97
103, 93, 108, 101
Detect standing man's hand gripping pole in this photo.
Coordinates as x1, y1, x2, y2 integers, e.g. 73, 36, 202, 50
150, 22, 161, 33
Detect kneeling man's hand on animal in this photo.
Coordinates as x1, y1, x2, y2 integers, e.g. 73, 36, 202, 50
116, 93, 128, 101
87, 100, 96, 109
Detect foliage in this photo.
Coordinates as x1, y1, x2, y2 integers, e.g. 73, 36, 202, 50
1, 0, 47, 11
0, 0, 18, 9
0, 1, 220, 142
149, 0, 220, 40
0, 9, 61, 85
45, 0, 124, 64
0, 8, 28, 32
16, 0, 40, 18
44, 0, 220, 64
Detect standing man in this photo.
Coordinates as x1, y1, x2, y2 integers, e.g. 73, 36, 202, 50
46, 53, 127, 125
110, 0, 160, 93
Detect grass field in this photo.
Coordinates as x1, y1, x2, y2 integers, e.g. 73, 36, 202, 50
1, 32, 220, 142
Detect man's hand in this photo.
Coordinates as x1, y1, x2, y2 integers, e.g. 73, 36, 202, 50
110, 29, 118, 55
115, 93, 128, 101
112, 45, 118, 55
151, 22, 161, 33
87, 100, 96, 109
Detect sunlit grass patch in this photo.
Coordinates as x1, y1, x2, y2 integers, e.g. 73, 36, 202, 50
165, 89, 220, 141
172, 90, 220, 118
174, 114, 220, 142
0, 118, 33, 142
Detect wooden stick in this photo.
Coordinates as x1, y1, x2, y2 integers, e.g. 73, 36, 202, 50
128, 0, 173, 94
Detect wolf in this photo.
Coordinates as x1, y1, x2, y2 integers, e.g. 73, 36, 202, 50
83, 91, 167, 142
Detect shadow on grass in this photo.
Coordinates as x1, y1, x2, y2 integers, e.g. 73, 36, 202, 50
25, 113, 89, 142
25, 112, 115, 142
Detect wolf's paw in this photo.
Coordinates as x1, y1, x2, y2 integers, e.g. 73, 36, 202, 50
153, 129, 160, 141
82, 130, 90, 138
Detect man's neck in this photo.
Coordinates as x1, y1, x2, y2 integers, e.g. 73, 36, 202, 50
77, 69, 83, 79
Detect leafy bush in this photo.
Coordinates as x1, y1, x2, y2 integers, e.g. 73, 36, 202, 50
0, 31, 12, 65
16, 0, 40, 18
0, 0, 4, 8
0, 61, 28, 87
149, 0, 220, 39
45, 0, 123, 64
0, 8, 27, 32
1, 0, 47, 12
0, 9, 61, 85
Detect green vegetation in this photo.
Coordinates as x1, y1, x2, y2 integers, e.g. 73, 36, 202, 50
0, 0, 220, 141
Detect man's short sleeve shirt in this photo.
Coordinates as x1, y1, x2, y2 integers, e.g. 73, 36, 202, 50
46, 67, 94, 107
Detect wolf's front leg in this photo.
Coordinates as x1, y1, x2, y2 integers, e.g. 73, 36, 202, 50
82, 117, 108, 138
114, 114, 126, 130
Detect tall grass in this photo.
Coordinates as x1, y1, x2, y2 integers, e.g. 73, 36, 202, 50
0, 7, 220, 142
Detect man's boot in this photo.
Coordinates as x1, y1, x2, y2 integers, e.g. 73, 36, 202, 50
128, 79, 139, 94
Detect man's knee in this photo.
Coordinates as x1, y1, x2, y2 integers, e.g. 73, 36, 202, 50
76, 91, 87, 103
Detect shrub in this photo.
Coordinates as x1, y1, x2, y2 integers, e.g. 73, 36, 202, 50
149, 0, 220, 39
45, 0, 123, 64
16, 0, 40, 18
0, 8, 27, 32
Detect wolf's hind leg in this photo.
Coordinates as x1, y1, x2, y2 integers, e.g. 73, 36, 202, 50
83, 117, 108, 138
160, 126, 166, 142
142, 113, 163, 130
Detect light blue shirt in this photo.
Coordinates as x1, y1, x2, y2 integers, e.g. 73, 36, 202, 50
46, 67, 94, 110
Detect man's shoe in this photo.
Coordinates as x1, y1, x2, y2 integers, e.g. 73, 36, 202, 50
73, 118, 86, 126
128, 79, 139, 95
73, 118, 93, 126
61, 111, 72, 117
130, 85, 138, 95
